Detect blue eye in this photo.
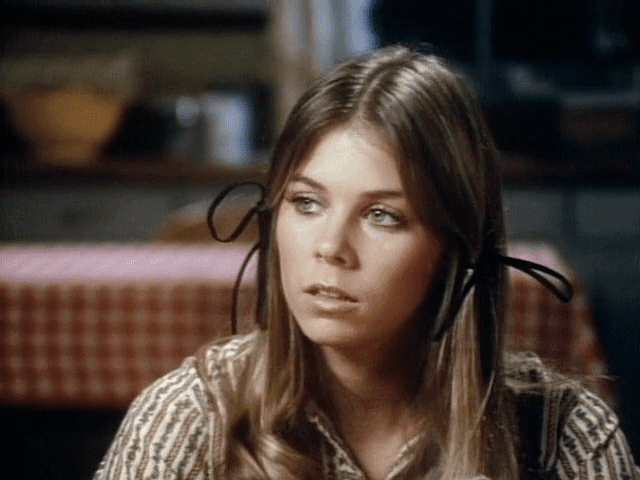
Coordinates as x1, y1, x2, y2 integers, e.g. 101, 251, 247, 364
293, 196, 322, 215
367, 208, 404, 227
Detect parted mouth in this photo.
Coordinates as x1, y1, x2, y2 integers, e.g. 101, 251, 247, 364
304, 284, 358, 302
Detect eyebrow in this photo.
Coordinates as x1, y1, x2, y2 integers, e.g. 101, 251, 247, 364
289, 174, 406, 200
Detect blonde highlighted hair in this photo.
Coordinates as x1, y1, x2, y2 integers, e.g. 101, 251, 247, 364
210, 45, 520, 479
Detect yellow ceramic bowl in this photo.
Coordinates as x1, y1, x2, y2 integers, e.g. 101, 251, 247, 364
5, 87, 125, 165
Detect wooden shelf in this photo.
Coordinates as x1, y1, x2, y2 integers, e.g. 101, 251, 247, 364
501, 150, 639, 188
2, 149, 638, 189
1, 156, 268, 187
3, 1, 269, 30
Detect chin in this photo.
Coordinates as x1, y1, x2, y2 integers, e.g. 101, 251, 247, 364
295, 315, 367, 349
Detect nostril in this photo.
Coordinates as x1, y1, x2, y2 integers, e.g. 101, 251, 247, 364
314, 222, 358, 268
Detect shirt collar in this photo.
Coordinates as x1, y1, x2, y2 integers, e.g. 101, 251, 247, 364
304, 401, 425, 480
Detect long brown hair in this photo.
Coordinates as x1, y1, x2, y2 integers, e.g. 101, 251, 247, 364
216, 45, 519, 479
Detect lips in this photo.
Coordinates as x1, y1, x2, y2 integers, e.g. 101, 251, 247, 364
304, 284, 357, 302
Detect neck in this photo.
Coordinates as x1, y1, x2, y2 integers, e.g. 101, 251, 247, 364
316, 341, 429, 480
316, 337, 423, 429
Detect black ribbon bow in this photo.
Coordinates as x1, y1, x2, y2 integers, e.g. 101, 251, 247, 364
208, 182, 574, 336
207, 182, 270, 334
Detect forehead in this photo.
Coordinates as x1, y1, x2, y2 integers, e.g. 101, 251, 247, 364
293, 126, 404, 192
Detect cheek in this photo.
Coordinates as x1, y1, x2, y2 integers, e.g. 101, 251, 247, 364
275, 211, 305, 294
275, 216, 291, 278
384, 257, 433, 298
373, 239, 443, 310
276, 208, 317, 263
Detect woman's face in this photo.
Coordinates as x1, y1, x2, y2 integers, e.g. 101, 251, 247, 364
276, 126, 444, 354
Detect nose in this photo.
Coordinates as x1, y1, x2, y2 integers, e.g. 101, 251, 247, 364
314, 213, 358, 268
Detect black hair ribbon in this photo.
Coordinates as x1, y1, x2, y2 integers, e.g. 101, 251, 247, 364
432, 251, 574, 341
207, 182, 270, 334
209, 182, 574, 338
495, 254, 574, 302
457, 253, 574, 305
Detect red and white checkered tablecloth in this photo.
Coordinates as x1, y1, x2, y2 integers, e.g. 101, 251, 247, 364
0, 243, 613, 409
505, 243, 613, 404
0, 244, 256, 409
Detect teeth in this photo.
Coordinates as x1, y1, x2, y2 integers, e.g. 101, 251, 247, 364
322, 291, 342, 299
316, 289, 348, 300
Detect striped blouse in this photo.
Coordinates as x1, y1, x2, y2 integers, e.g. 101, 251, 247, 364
93, 332, 639, 479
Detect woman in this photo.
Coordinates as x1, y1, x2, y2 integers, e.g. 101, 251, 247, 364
94, 46, 639, 480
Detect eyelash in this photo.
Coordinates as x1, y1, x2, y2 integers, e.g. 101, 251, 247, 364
292, 195, 322, 215
366, 207, 406, 227
288, 194, 407, 228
